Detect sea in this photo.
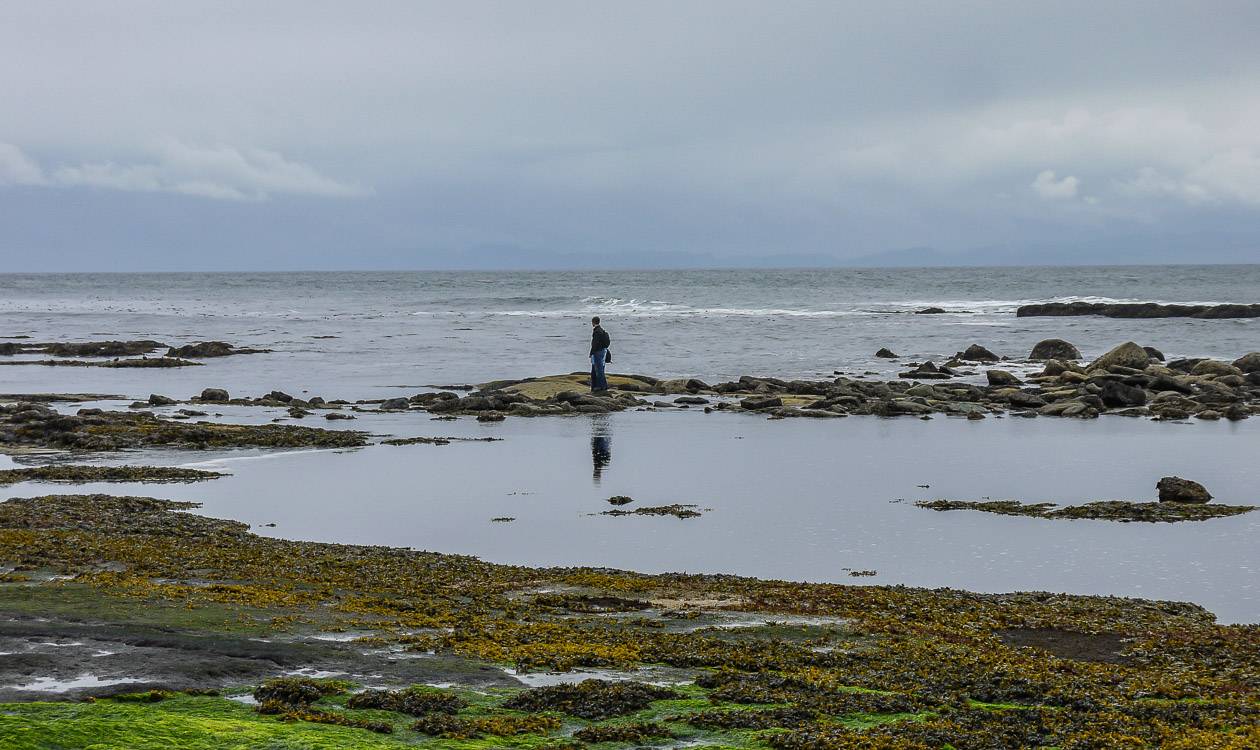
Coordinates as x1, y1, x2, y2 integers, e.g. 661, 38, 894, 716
1, 265, 1258, 622
1, 265, 1258, 396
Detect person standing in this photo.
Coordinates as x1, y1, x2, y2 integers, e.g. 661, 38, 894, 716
589, 316, 611, 392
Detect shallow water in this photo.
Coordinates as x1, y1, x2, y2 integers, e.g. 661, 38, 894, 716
6, 407, 1258, 623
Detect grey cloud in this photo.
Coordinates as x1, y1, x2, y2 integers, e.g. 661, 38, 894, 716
2, 1, 1259, 268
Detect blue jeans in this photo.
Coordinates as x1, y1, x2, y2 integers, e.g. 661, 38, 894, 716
590, 349, 608, 391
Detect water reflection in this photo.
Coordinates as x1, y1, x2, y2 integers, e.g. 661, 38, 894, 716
590, 416, 612, 484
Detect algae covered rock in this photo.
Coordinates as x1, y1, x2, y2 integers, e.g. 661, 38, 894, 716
1233, 352, 1260, 373
1088, 342, 1151, 371
1157, 476, 1212, 504
199, 388, 229, 402
1030, 338, 1082, 360
1099, 381, 1148, 408
986, 370, 1022, 386
958, 344, 1000, 362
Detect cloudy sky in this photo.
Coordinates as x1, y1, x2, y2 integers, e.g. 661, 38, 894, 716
3, 1, 1260, 270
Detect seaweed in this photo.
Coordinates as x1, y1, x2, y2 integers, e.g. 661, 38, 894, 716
572, 721, 676, 743
0, 465, 224, 485
502, 679, 681, 720
916, 498, 1256, 522
346, 686, 466, 716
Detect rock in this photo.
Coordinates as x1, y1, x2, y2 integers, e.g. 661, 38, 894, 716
476, 412, 506, 422
1194, 410, 1222, 421
740, 396, 782, 410
958, 344, 999, 362
1191, 360, 1243, 378
1029, 339, 1082, 360
1099, 381, 1148, 408
915, 307, 947, 314
325, 412, 355, 420
986, 370, 1022, 386
199, 388, 229, 402
1157, 476, 1212, 504
379, 398, 410, 411
166, 341, 268, 358
899, 361, 952, 380
308, 396, 326, 406
148, 394, 176, 406
266, 390, 294, 403
41, 340, 165, 357
1006, 391, 1047, 409
607, 496, 633, 506
674, 396, 709, 405
1017, 301, 1260, 319
875, 348, 899, 358
1233, 352, 1260, 373
1088, 342, 1151, 371
1143, 346, 1165, 362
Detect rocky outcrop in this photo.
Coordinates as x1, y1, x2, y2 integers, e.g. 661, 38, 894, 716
1017, 302, 1260, 319
198, 388, 229, 402
1030, 339, 1082, 360
166, 341, 271, 358
875, 348, 898, 358
1157, 476, 1212, 504
40, 340, 166, 357
0, 402, 367, 451
914, 307, 946, 314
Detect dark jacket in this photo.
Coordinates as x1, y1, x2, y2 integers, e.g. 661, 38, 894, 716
590, 325, 610, 355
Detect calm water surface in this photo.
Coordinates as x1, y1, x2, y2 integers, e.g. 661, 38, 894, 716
4, 406, 1256, 623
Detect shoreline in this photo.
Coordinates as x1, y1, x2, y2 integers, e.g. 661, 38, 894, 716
1, 493, 1257, 748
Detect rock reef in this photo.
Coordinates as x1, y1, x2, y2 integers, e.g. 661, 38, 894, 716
1017, 301, 1260, 318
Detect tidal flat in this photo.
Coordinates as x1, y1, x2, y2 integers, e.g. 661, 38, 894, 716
0, 493, 1257, 749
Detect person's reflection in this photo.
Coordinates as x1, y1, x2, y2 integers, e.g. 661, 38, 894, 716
590, 416, 612, 484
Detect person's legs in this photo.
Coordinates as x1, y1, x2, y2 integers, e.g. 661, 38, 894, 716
591, 349, 608, 391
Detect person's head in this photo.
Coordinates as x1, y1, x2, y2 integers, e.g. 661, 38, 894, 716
591, 316, 600, 327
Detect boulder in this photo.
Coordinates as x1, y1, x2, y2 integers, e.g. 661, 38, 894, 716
986, 370, 1022, 386
1157, 476, 1212, 504
875, 348, 899, 358
1232, 352, 1260, 373
740, 396, 783, 410
1191, 360, 1243, 378
1099, 381, 1148, 408
148, 394, 176, 406
1088, 342, 1151, 371
199, 388, 229, 402
379, 398, 410, 411
265, 390, 294, 403
1029, 339, 1082, 360
958, 344, 1000, 362
915, 307, 947, 314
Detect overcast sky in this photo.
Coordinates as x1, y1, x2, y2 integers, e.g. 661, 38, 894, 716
3, 1, 1260, 270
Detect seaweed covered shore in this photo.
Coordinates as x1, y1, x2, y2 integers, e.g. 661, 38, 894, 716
1, 494, 1256, 749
